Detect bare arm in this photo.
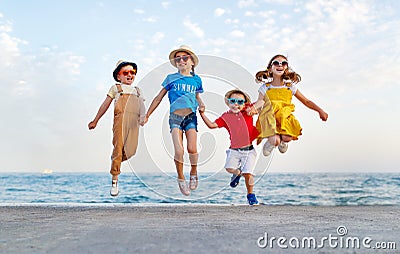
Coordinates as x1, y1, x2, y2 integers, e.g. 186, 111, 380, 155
253, 92, 266, 110
199, 111, 218, 129
138, 97, 146, 126
246, 92, 266, 116
196, 93, 205, 113
143, 88, 167, 124
294, 90, 328, 121
88, 96, 113, 130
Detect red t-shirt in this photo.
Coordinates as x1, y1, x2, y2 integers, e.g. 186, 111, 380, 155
215, 108, 259, 149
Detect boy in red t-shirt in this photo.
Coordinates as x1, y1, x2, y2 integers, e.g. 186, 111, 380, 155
199, 89, 260, 205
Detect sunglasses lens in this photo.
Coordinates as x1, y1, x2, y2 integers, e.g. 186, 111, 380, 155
175, 55, 190, 63
271, 60, 288, 67
121, 70, 136, 76
228, 99, 245, 105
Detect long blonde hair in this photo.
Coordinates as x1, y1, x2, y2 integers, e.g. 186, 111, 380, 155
255, 54, 301, 84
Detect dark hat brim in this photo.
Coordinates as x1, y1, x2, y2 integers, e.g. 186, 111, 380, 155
113, 61, 137, 82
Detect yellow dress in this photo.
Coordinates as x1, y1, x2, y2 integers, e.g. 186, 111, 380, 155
256, 83, 302, 144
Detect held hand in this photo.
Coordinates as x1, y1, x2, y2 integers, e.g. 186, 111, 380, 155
245, 107, 252, 116
139, 116, 148, 126
246, 105, 258, 116
198, 104, 205, 114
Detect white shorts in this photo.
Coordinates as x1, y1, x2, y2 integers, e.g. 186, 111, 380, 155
224, 147, 257, 175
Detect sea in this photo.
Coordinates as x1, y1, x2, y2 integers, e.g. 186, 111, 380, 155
1, 172, 400, 206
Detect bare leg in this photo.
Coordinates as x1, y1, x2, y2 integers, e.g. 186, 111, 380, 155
243, 173, 254, 194
281, 134, 293, 143
268, 134, 281, 146
226, 168, 241, 175
185, 129, 198, 176
171, 128, 185, 180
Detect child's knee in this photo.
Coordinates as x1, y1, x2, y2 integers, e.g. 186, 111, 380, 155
226, 168, 239, 175
243, 173, 255, 185
187, 147, 198, 155
174, 148, 184, 158
281, 135, 293, 142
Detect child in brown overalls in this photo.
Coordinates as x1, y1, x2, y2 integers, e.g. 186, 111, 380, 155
88, 60, 145, 196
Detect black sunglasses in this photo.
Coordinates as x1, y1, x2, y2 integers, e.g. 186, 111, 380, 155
174, 55, 191, 63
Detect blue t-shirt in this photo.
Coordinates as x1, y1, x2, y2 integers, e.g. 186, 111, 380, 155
162, 72, 204, 113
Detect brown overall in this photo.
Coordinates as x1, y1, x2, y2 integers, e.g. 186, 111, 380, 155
110, 84, 141, 176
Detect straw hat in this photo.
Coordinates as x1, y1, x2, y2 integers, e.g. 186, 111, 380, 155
169, 45, 199, 67
113, 60, 137, 82
224, 89, 251, 106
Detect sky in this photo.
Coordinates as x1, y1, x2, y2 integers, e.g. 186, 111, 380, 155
0, 0, 399, 174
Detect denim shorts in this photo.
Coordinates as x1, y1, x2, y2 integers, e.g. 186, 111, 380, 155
169, 112, 198, 132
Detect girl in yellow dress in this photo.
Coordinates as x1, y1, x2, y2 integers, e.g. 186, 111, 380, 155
248, 54, 328, 156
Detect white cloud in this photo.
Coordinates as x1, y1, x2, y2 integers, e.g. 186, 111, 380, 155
0, 18, 89, 172
0, 22, 28, 70
244, 11, 254, 17
175, 37, 184, 44
133, 39, 145, 50
0, 33, 21, 65
230, 30, 245, 38
0, 22, 12, 33
183, 19, 204, 38
142, 16, 158, 23
214, 8, 226, 17
214, 38, 229, 46
238, 0, 257, 8
258, 10, 276, 18
151, 32, 165, 44
281, 27, 292, 35
262, 0, 296, 4
134, 9, 145, 14
142, 56, 154, 66
63, 55, 85, 75
225, 18, 240, 25
162, 2, 170, 9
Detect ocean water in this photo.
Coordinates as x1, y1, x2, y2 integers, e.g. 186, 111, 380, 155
1, 172, 399, 205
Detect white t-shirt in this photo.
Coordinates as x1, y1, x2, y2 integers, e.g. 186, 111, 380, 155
258, 81, 298, 96
107, 84, 144, 100
107, 84, 146, 117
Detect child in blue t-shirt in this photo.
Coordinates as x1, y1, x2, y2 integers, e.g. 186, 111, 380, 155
144, 45, 205, 196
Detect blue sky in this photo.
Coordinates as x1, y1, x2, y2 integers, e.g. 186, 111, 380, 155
0, 0, 399, 173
